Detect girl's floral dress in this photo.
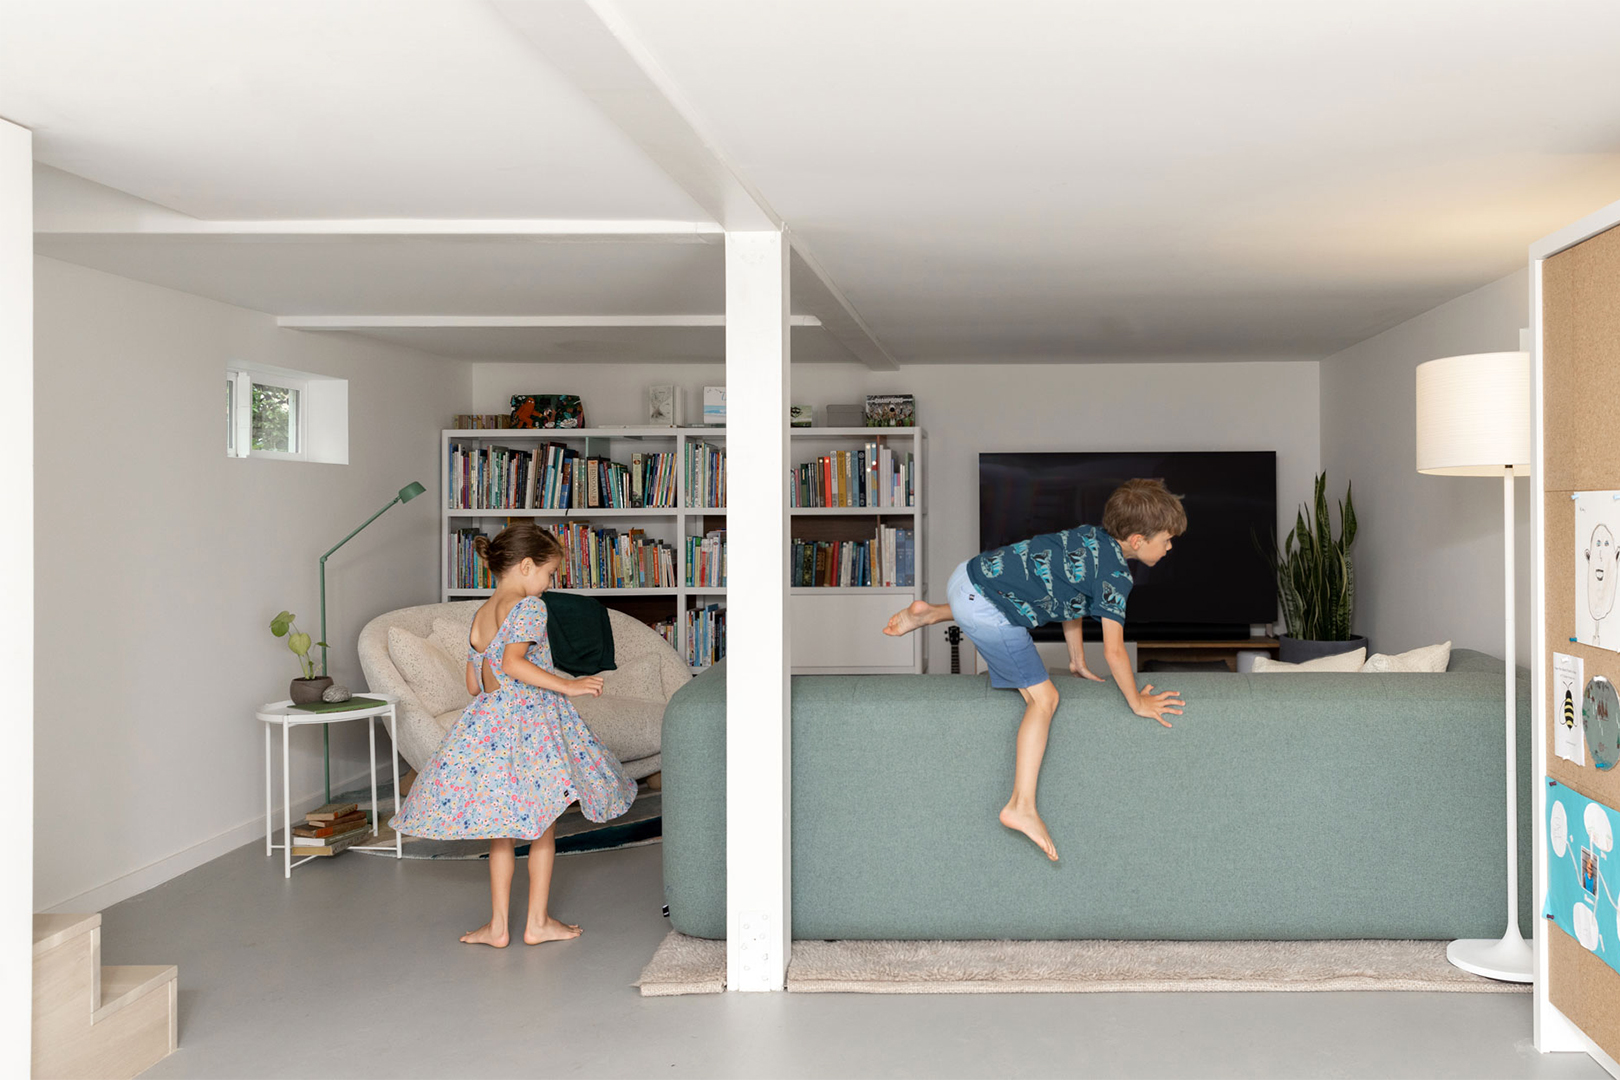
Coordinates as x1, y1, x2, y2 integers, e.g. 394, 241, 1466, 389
390, 596, 636, 840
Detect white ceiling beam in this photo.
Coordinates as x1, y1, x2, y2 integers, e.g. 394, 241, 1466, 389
490, 0, 899, 370
277, 314, 822, 329
38, 218, 720, 243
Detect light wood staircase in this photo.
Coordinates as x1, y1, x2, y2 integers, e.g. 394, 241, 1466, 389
32, 913, 177, 1079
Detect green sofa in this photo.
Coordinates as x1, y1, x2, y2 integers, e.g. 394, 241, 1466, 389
661, 649, 1532, 940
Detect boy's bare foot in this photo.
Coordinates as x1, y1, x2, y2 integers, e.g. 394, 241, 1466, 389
999, 804, 1059, 861
884, 600, 934, 637
523, 917, 583, 945
460, 921, 510, 948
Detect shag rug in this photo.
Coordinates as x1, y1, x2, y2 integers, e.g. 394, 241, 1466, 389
634, 932, 1532, 996
338, 780, 661, 860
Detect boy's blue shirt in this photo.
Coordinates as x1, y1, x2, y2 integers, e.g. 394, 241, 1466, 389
965, 524, 1134, 629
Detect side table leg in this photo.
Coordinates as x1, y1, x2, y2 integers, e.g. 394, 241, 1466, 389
264, 722, 272, 857
369, 715, 379, 836
283, 722, 293, 879
391, 707, 402, 858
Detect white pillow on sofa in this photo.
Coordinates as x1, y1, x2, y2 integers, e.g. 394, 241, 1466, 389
387, 626, 469, 715
1361, 641, 1451, 673
1252, 648, 1366, 673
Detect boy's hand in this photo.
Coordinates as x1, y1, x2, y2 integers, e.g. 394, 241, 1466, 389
1068, 658, 1105, 683
1134, 684, 1184, 728
565, 675, 605, 698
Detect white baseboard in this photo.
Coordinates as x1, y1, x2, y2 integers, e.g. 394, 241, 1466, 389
43, 763, 395, 915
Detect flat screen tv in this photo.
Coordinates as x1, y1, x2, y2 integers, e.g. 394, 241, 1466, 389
978, 451, 1277, 641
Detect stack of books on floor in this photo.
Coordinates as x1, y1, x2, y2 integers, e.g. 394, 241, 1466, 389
292, 802, 371, 857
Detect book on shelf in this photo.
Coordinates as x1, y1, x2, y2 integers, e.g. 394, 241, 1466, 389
791, 527, 913, 588
789, 444, 914, 508
293, 811, 367, 838
684, 440, 726, 508
293, 820, 371, 848
685, 603, 726, 667
292, 826, 372, 856
447, 440, 678, 511
685, 530, 727, 588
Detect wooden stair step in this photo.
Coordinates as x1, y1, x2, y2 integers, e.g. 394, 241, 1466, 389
33, 913, 100, 956
95, 966, 177, 1023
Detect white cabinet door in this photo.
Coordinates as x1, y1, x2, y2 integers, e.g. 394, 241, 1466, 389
791, 593, 917, 673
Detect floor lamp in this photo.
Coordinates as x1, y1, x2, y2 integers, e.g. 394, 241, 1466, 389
317, 480, 427, 803
1415, 351, 1533, 983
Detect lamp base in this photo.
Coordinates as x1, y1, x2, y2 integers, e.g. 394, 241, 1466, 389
1446, 931, 1533, 983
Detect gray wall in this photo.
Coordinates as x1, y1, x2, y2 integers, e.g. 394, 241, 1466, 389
33, 257, 468, 910
1319, 267, 1531, 659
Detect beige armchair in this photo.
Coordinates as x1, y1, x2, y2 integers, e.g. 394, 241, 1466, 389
357, 600, 689, 780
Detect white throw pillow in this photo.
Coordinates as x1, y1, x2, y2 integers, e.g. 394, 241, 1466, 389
430, 616, 475, 666
387, 626, 470, 715
1361, 641, 1452, 674
1252, 648, 1367, 673
599, 653, 666, 702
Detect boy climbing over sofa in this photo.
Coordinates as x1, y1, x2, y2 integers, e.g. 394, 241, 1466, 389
883, 478, 1187, 861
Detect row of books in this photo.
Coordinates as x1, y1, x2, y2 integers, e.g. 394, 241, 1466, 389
686, 530, 726, 588
686, 441, 726, 509
789, 445, 915, 508
451, 414, 512, 430
292, 801, 371, 857
792, 527, 915, 588
448, 442, 679, 510
449, 528, 495, 589
551, 523, 677, 591
686, 603, 726, 668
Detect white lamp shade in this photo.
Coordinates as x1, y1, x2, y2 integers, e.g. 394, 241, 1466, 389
1415, 351, 1532, 476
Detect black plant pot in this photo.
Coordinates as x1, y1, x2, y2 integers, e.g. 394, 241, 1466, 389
1278, 635, 1368, 664
290, 676, 334, 704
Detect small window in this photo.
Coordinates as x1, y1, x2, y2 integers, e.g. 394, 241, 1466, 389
228, 364, 347, 464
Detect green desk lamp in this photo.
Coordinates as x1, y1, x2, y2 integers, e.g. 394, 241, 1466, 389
318, 480, 427, 803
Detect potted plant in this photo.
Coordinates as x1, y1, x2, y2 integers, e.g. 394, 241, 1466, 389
1266, 473, 1366, 663
270, 610, 332, 704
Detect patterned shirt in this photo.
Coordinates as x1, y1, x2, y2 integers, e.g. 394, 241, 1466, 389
965, 524, 1134, 629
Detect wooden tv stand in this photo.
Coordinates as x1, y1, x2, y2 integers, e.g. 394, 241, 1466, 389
1134, 638, 1280, 672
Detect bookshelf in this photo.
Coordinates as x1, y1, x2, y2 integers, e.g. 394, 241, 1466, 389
439, 425, 925, 676
788, 427, 925, 674
440, 427, 728, 674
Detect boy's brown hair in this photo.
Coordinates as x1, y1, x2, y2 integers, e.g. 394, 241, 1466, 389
1102, 479, 1187, 541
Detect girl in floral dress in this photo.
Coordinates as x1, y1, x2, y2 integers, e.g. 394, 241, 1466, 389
391, 523, 636, 947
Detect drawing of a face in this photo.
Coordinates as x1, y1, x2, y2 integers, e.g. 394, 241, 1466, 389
1588, 525, 1617, 622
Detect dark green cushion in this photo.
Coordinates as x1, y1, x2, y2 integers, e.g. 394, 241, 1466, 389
540, 591, 615, 676
661, 649, 1532, 941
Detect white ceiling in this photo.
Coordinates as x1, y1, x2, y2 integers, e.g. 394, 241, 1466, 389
7, 0, 1620, 363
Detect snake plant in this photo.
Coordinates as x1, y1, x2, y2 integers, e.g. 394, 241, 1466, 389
1267, 473, 1358, 641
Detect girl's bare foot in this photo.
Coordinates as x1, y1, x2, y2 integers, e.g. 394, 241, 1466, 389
999, 804, 1059, 861
884, 600, 934, 637
460, 920, 510, 948
524, 917, 583, 945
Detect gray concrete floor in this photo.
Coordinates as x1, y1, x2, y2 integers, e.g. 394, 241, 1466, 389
102, 840, 1607, 1080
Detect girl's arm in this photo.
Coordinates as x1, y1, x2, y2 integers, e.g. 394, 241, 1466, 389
465, 661, 481, 696
502, 642, 603, 697
1101, 618, 1182, 727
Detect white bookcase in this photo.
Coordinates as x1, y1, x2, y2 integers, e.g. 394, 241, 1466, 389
439, 425, 925, 676
440, 427, 728, 674
788, 427, 925, 675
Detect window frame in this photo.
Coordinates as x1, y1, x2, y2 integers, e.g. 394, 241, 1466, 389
227, 366, 309, 461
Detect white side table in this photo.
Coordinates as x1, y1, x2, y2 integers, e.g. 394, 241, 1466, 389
258, 695, 403, 877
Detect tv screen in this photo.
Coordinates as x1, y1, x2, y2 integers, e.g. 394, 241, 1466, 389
978, 451, 1277, 639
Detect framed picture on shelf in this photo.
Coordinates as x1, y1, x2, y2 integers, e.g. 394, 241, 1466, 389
510, 394, 585, 429
648, 384, 680, 426
864, 394, 914, 427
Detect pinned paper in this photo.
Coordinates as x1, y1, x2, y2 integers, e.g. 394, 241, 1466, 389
1555, 652, 1587, 765
1575, 491, 1620, 652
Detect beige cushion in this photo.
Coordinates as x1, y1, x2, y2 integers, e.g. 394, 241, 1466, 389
1361, 641, 1452, 674
572, 695, 665, 761
430, 616, 475, 667
387, 626, 468, 715
1252, 647, 1367, 673
600, 653, 666, 702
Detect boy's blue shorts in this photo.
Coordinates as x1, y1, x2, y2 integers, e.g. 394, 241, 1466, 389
947, 561, 1051, 690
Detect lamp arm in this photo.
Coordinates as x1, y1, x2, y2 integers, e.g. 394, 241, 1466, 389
319, 496, 403, 677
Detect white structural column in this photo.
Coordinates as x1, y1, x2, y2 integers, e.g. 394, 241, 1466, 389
724, 231, 791, 990
0, 118, 34, 1074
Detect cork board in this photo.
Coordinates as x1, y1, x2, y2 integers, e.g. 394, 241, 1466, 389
1543, 227, 1620, 1062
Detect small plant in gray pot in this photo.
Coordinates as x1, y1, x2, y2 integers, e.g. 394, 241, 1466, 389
1265, 473, 1366, 663
270, 610, 331, 704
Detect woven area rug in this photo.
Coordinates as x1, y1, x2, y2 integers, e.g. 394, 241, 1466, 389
339, 780, 661, 860
635, 932, 1532, 996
